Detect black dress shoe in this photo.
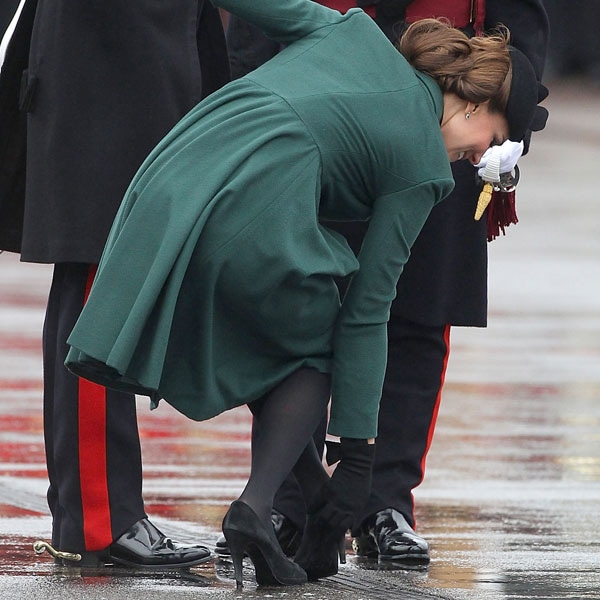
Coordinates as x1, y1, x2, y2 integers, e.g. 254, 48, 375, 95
214, 534, 232, 557
39, 519, 212, 569
215, 509, 302, 558
105, 518, 212, 568
108, 519, 211, 569
353, 508, 430, 565
271, 510, 303, 557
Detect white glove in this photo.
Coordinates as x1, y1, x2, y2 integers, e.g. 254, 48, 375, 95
475, 140, 524, 182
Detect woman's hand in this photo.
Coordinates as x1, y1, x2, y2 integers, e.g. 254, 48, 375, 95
312, 437, 376, 531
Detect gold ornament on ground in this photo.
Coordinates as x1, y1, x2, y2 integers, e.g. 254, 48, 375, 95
33, 540, 82, 562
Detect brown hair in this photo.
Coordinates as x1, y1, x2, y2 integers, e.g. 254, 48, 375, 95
398, 19, 512, 115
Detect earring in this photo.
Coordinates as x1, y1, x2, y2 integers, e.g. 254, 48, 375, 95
465, 112, 471, 120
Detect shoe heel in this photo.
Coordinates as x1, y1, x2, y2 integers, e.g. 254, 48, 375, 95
224, 530, 246, 589
223, 501, 307, 587
338, 536, 346, 564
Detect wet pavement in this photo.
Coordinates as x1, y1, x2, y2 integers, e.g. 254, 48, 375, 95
0, 79, 599, 599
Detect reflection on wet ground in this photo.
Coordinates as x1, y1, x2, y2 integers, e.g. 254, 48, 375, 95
0, 81, 599, 599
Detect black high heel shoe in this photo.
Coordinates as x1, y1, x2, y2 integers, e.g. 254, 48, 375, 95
294, 513, 346, 581
222, 501, 308, 588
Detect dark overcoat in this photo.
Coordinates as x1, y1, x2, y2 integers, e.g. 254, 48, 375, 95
0, 0, 20, 38
0, 0, 36, 253
0, 0, 230, 263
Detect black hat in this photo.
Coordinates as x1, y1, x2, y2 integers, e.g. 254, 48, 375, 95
505, 47, 548, 142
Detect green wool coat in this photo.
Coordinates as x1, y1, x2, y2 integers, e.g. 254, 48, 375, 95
66, 0, 454, 439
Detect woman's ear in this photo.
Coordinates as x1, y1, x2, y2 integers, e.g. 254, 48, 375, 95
467, 102, 481, 115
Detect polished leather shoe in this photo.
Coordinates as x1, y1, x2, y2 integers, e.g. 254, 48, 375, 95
271, 509, 303, 557
40, 519, 212, 569
107, 518, 212, 568
353, 508, 430, 565
215, 509, 302, 558
214, 533, 232, 557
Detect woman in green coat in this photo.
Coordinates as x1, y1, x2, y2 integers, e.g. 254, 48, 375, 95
66, 0, 547, 587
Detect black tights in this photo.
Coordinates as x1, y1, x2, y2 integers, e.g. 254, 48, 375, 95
239, 368, 331, 524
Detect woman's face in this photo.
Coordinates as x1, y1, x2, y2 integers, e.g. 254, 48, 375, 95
441, 100, 509, 164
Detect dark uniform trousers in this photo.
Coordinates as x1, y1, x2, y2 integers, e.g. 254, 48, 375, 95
360, 317, 450, 528
1, 0, 231, 554
44, 263, 145, 552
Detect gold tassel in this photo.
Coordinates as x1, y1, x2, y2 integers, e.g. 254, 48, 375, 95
474, 181, 493, 221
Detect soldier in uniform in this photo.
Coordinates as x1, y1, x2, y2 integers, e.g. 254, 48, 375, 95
0, 0, 230, 567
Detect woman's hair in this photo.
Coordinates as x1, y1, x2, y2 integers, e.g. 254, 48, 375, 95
398, 19, 512, 115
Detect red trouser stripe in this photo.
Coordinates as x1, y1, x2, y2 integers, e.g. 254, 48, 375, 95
78, 265, 112, 550
414, 324, 451, 528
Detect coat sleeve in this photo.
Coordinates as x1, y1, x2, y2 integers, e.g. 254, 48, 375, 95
211, 0, 346, 43
328, 179, 453, 439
